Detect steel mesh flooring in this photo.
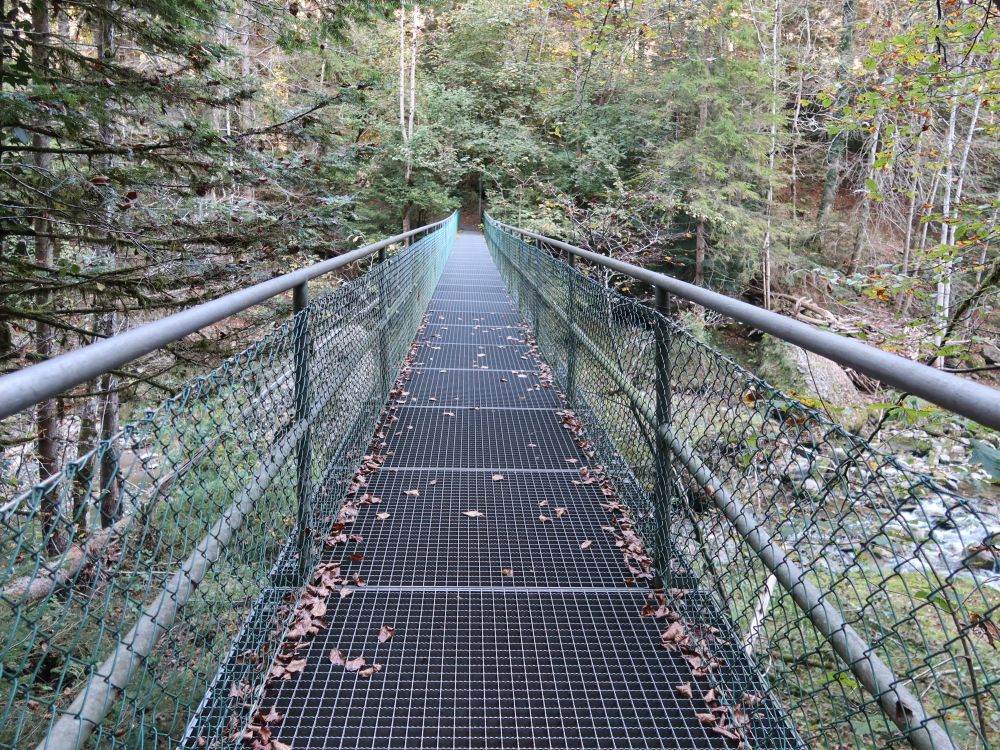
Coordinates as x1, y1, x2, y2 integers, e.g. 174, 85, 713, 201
268, 590, 725, 750
401, 368, 560, 408
260, 232, 768, 750
412, 342, 535, 369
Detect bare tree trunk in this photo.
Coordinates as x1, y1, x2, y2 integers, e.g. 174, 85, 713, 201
846, 114, 880, 275
31, 0, 65, 555
933, 103, 959, 368
899, 160, 920, 281
695, 219, 707, 287
71, 394, 98, 535
816, 0, 858, 235
96, 1, 121, 528
761, 0, 781, 310
399, 2, 419, 234
694, 89, 709, 288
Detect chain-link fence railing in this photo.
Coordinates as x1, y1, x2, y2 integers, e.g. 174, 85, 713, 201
0, 214, 456, 749
485, 214, 998, 750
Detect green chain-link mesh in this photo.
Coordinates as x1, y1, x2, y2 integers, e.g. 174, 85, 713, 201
485, 214, 998, 750
0, 214, 456, 749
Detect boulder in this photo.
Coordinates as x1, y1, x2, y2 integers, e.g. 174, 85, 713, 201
756, 335, 868, 432
982, 342, 1000, 365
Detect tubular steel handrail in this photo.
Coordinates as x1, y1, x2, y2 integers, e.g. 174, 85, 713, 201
483, 213, 997, 750
485, 214, 1000, 432
0, 216, 454, 421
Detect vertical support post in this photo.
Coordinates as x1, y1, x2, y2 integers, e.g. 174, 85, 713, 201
530, 241, 541, 336
565, 251, 578, 404
653, 287, 673, 584
292, 281, 312, 584
376, 262, 392, 394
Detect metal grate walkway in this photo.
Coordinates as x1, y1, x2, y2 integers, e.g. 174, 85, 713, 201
259, 232, 742, 750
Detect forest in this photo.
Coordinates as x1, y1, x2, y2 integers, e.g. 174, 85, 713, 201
0, 2, 999, 749
2, 0, 999, 499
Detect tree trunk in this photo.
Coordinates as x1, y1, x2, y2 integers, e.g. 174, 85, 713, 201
96, 1, 121, 528
761, 0, 781, 310
695, 218, 707, 287
398, 2, 419, 235
98, 370, 120, 527
31, 0, 65, 555
71, 394, 98, 536
846, 114, 880, 275
816, 0, 858, 235
933, 103, 959, 368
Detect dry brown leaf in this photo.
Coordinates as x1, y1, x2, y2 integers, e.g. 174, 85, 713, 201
345, 656, 366, 672
462, 510, 484, 518
674, 682, 693, 699
538, 514, 551, 524
443, 411, 456, 417
538, 500, 549, 507
273, 741, 293, 750
329, 649, 346, 666
285, 659, 307, 676
378, 625, 396, 643
580, 540, 593, 550
340, 587, 352, 599
695, 713, 717, 727
491, 474, 504, 481
376, 512, 391, 521
500, 567, 514, 577
404, 489, 420, 497
555, 507, 567, 517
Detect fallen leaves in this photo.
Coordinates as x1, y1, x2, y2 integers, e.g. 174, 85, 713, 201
462, 510, 484, 518
554, 507, 567, 517
376, 512, 391, 521
404, 489, 420, 497
674, 682, 693, 699
500, 567, 514, 577
491, 474, 505, 481
538, 514, 551, 524
345, 656, 366, 672
377, 625, 396, 643
580, 540, 593, 550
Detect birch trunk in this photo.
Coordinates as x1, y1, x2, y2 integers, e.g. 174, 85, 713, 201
933, 103, 959, 368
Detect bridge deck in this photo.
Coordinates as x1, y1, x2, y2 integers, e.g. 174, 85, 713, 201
267, 232, 732, 750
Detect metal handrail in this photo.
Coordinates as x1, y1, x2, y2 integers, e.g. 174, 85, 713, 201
485, 213, 1000, 432
0, 215, 456, 420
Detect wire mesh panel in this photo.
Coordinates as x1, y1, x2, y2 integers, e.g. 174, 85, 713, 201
484, 215, 999, 750
0, 216, 457, 749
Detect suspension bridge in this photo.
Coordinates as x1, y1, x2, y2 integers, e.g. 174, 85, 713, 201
0, 214, 997, 750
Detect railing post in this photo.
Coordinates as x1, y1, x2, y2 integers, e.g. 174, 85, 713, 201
653, 287, 673, 582
565, 251, 578, 404
530, 241, 541, 336
292, 281, 312, 584
376, 263, 392, 394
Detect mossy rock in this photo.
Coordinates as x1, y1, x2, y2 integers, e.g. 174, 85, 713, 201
756, 334, 869, 432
